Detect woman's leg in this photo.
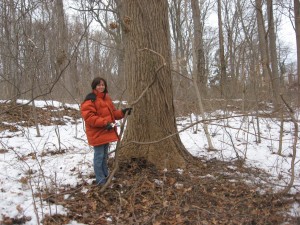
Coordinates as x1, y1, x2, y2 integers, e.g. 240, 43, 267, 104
102, 144, 109, 178
93, 145, 107, 184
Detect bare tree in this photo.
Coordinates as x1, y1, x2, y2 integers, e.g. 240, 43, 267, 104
217, 0, 227, 98
0, 0, 22, 102
294, 0, 300, 104
191, 0, 214, 150
191, 0, 207, 95
119, 0, 194, 169
267, 0, 281, 108
223, 0, 240, 98
255, 0, 270, 84
169, 0, 193, 101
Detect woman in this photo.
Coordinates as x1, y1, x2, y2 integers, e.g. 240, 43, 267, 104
81, 77, 132, 185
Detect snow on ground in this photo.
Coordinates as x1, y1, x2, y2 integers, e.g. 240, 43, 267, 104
0, 99, 299, 224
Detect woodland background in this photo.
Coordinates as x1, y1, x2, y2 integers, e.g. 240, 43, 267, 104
0, 0, 299, 108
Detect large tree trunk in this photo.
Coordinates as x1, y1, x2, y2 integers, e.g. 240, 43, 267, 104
119, 0, 193, 169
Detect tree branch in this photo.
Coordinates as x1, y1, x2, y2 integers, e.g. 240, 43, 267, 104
276, 94, 298, 195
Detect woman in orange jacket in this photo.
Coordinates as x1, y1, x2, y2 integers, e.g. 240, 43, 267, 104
81, 77, 132, 185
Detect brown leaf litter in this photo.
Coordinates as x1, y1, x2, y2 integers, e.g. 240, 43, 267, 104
42, 158, 299, 225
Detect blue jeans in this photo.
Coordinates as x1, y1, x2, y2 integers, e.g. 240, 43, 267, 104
93, 144, 109, 185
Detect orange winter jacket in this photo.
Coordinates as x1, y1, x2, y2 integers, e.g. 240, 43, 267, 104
80, 90, 124, 146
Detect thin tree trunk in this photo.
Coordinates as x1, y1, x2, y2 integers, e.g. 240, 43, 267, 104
169, 0, 191, 100
191, 0, 207, 97
277, 95, 298, 195
191, 0, 214, 150
255, 0, 269, 82
278, 110, 283, 155
217, 0, 227, 98
55, 0, 68, 98
294, 0, 300, 105
266, 0, 280, 108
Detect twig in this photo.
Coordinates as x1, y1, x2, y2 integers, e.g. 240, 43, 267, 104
111, 113, 275, 148
276, 94, 298, 195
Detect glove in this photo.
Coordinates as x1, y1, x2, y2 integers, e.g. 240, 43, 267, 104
122, 108, 132, 115
105, 123, 113, 131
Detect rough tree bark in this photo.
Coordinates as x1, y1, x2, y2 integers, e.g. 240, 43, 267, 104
119, 0, 194, 169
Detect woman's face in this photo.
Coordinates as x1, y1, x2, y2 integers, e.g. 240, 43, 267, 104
96, 80, 105, 93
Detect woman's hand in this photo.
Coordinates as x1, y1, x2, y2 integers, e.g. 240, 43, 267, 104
122, 108, 132, 115
105, 123, 114, 130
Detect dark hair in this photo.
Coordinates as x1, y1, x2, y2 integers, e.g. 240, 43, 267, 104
91, 77, 108, 93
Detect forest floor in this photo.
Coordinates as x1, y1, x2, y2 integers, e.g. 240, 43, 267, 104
41, 158, 299, 225
1, 102, 300, 225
